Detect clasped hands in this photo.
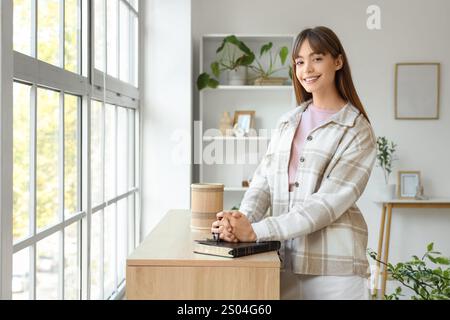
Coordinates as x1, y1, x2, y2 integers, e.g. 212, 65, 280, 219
211, 211, 257, 242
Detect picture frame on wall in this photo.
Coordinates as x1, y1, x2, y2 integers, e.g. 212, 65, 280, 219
398, 171, 421, 199
395, 63, 440, 120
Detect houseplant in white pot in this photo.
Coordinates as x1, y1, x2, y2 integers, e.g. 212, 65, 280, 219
376, 136, 398, 200
197, 35, 255, 90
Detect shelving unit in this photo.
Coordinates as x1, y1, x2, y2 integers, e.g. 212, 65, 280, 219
197, 34, 296, 209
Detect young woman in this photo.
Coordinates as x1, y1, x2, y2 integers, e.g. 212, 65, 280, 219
212, 26, 376, 300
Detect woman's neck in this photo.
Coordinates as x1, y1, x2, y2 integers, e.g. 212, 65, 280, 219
312, 85, 347, 111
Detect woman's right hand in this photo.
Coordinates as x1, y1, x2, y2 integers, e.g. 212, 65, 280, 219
211, 211, 238, 242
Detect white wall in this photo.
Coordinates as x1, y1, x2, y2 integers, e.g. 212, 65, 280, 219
141, 0, 192, 239
192, 0, 450, 283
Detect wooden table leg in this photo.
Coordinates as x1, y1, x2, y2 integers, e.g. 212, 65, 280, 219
373, 203, 386, 298
381, 204, 393, 298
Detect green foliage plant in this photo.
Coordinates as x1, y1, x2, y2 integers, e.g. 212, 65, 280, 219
248, 42, 290, 80
376, 136, 397, 184
369, 243, 450, 300
197, 35, 255, 90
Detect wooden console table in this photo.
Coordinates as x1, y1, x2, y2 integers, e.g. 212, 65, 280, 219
374, 198, 450, 298
126, 209, 280, 299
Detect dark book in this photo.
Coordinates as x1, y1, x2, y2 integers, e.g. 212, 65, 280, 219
193, 239, 281, 258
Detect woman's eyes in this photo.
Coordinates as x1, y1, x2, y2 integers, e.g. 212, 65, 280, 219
296, 57, 322, 65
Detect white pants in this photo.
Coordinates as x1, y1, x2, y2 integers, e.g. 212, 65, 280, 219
280, 270, 369, 300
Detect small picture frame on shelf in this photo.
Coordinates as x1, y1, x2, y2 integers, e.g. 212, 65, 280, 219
233, 110, 255, 137
398, 171, 421, 199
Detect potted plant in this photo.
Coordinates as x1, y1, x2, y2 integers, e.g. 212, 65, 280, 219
376, 136, 398, 200
248, 42, 290, 85
197, 35, 255, 90
369, 243, 450, 300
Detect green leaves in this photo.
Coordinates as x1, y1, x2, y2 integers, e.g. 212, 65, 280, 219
252, 42, 290, 78
279, 46, 288, 65
259, 42, 288, 65
211, 61, 220, 78
376, 136, 397, 184
260, 42, 273, 57
369, 243, 450, 300
235, 52, 255, 67
216, 35, 255, 70
196, 72, 219, 90
196, 73, 209, 90
385, 287, 403, 300
217, 35, 253, 56
435, 257, 450, 265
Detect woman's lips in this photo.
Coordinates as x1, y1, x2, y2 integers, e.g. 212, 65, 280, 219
303, 75, 321, 84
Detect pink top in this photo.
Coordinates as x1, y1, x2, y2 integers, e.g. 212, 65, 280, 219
288, 104, 339, 190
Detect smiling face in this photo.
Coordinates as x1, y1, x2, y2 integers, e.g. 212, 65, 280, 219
294, 39, 343, 95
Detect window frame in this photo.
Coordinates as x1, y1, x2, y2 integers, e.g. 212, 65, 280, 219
1, 0, 141, 300
1, 0, 15, 300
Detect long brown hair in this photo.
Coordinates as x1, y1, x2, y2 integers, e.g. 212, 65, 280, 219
292, 26, 370, 123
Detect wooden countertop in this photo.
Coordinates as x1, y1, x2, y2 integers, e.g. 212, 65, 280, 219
127, 209, 280, 268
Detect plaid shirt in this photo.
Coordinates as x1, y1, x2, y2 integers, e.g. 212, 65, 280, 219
239, 100, 376, 277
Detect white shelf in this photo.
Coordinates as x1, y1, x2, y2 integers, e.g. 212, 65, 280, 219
203, 34, 296, 39
224, 187, 249, 192
204, 85, 292, 91
203, 136, 270, 141
198, 34, 296, 209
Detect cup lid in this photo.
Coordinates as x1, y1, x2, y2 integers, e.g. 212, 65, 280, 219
191, 183, 224, 190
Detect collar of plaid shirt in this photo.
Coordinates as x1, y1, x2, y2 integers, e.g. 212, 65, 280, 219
278, 99, 360, 130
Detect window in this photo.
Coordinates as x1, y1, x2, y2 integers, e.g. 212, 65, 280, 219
36, 87, 60, 231
3, 0, 140, 300
64, 94, 79, 218
94, 0, 106, 73
107, 0, 118, 78
12, 82, 31, 242
89, 101, 136, 299
14, 0, 80, 73
119, 1, 130, 83
13, 0, 32, 56
37, 0, 61, 67
95, 0, 139, 87
65, 0, 80, 73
